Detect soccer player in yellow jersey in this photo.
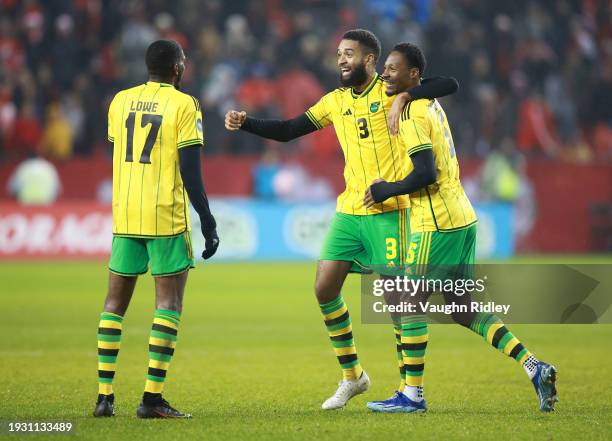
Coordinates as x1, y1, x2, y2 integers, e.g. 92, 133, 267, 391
225, 29, 458, 410
93, 40, 219, 419
364, 43, 558, 413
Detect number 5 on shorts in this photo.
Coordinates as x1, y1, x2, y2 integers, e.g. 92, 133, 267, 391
405, 242, 417, 264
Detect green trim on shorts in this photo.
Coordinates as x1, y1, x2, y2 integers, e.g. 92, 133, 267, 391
435, 220, 478, 233
109, 231, 195, 276
151, 263, 194, 277
109, 267, 148, 277
351, 258, 374, 275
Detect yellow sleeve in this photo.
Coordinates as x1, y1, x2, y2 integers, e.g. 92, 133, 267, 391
177, 95, 204, 149
107, 94, 117, 143
304, 91, 336, 129
399, 101, 433, 156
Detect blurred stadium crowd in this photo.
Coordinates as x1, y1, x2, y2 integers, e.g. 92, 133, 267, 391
0, 0, 610, 163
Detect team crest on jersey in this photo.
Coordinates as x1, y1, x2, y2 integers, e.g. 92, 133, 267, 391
197, 118, 203, 133
370, 102, 380, 113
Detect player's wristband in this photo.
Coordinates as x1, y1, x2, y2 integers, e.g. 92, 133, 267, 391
370, 150, 437, 203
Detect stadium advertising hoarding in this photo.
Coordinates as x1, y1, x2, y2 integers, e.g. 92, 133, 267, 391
0, 200, 514, 260
0, 202, 112, 258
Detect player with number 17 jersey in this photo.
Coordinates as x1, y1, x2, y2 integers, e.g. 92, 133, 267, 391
108, 81, 204, 237
94, 40, 218, 421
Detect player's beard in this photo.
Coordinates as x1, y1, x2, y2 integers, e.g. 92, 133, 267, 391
339, 63, 368, 88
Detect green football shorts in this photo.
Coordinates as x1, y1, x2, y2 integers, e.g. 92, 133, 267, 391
109, 231, 195, 277
320, 210, 410, 274
407, 224, 477, 278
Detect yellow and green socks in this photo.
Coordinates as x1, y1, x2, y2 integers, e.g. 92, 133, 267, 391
97, 312, 123, 396
319, 295, 363, 381
144, 309, 180, 396
394, 324, 407, 392
401, 315, 428, 402
469, 312, 539, 378
96, 309, 183, 400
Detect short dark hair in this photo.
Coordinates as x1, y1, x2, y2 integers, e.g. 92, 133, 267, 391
342, 29, 381, 62
145, 40, 183, 77
392, 42, 426, 76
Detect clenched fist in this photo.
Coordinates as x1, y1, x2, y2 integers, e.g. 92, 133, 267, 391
225, 110, 247, 131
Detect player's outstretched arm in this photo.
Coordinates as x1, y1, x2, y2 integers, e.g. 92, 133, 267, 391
364, 149, 437, 207
178, 145, 219, 260
224, 110, 318, 142
388, 77, 459, 135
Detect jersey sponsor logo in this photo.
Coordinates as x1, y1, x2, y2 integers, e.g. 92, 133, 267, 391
369, 102, 380, 113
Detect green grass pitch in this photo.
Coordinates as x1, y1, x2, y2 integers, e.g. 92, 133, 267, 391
2, 260, 611, 440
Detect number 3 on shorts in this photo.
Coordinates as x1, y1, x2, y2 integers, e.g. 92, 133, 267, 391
385, 237, 397, 260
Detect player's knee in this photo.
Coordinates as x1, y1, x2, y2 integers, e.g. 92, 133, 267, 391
156, 298, 182, 313
314, 278, 339, 304
103, 299, 128, 316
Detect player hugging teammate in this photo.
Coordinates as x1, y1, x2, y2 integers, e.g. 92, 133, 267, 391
363, 41, 558, 413
227, 29, 558, 414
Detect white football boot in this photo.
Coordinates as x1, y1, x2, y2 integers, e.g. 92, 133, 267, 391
321, 371, 370, 410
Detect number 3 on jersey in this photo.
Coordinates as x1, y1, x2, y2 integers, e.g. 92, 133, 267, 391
125, 111, 163, 164
357, 117, 369, 139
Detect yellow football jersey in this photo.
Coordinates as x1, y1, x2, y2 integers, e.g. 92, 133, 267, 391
398, 98, 477, 232
107, 81, 204, 237
305, 73, 411, 215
